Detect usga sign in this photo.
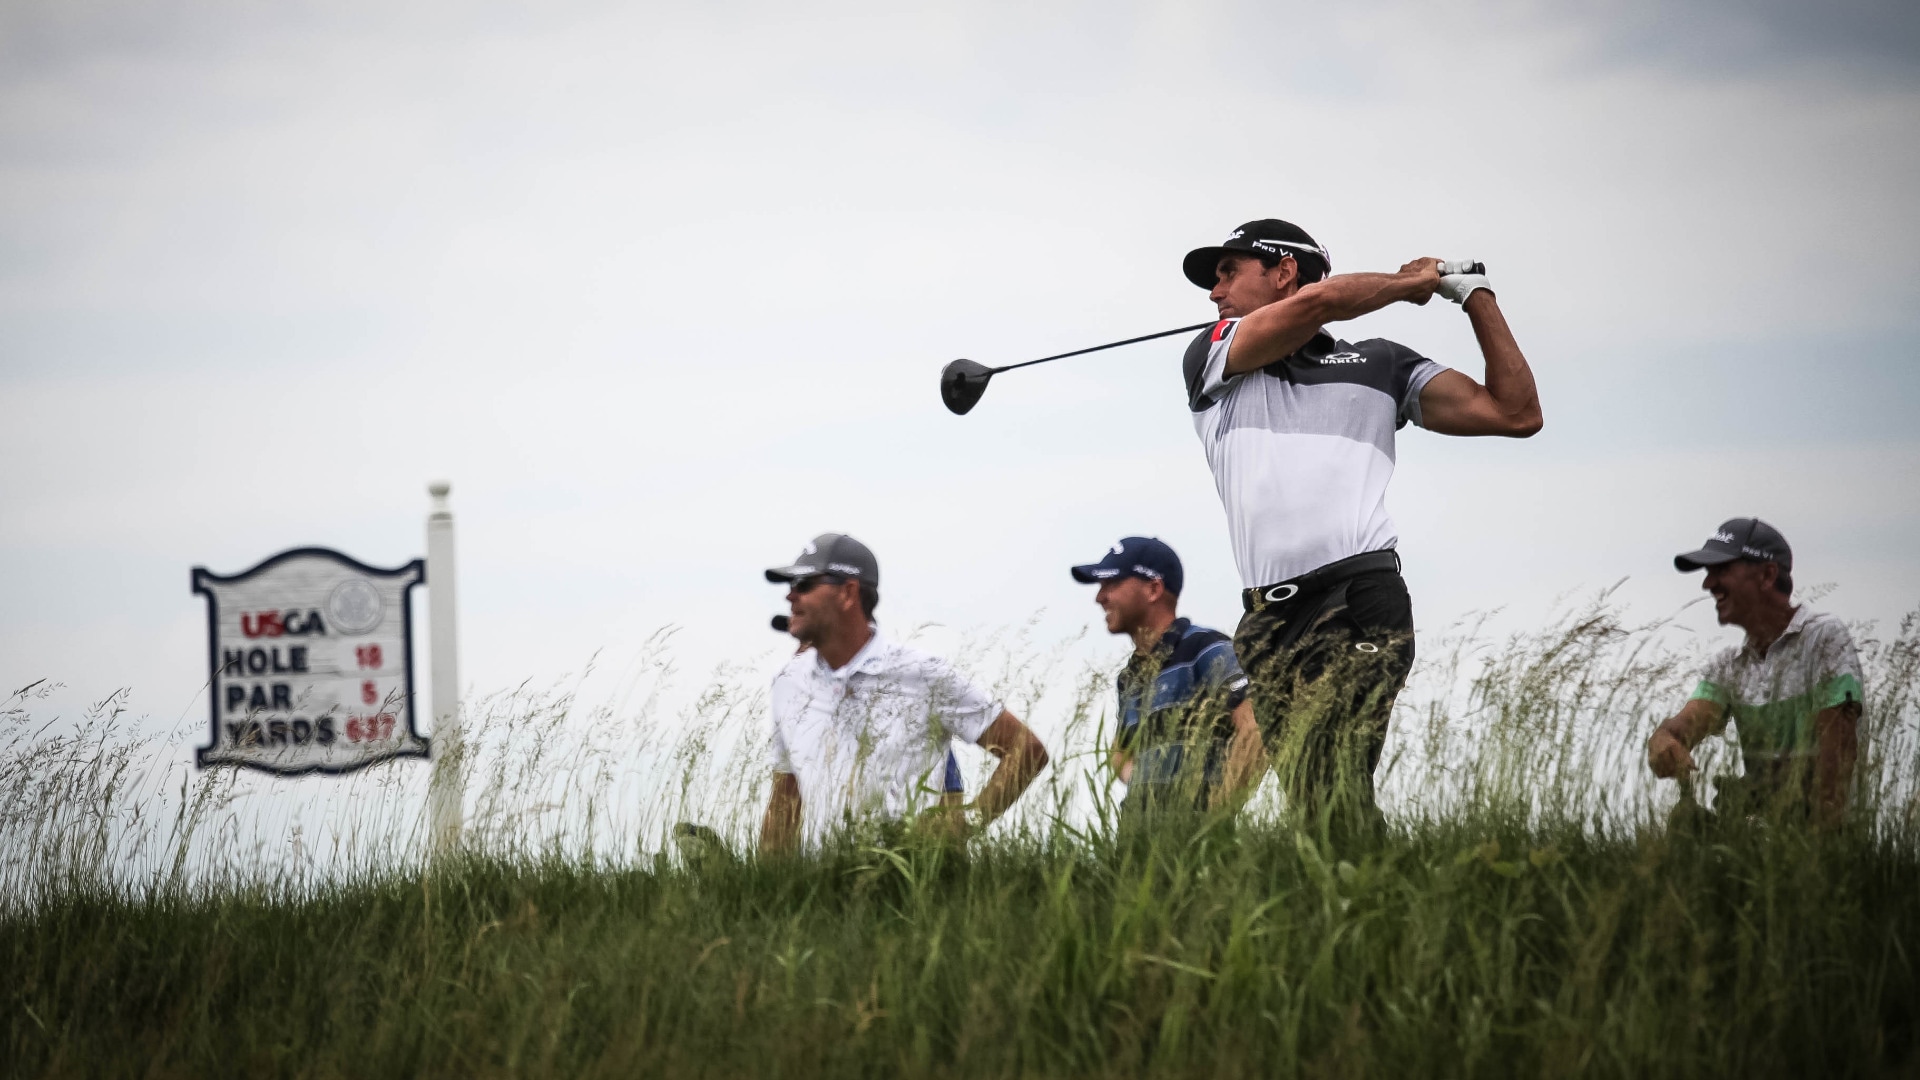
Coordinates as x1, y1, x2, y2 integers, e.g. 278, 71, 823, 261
192, 547, 430, 775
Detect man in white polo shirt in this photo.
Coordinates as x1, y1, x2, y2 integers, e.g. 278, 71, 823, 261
1648, 518, 1864, 824
758, 533, 1051, 853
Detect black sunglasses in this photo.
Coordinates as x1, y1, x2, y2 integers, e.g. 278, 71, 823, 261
788, 574, 849, 595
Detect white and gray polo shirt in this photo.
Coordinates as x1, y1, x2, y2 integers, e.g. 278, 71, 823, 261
769, 629, 1002, 848
1184, 319, 1448, 588
1691, 606, 1864, 773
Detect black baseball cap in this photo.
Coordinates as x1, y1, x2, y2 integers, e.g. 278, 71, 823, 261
1674, 518, 1793, 573
766, 533, 879, 586
1070, 537, 1183, 596
1183, 219, 1332, 290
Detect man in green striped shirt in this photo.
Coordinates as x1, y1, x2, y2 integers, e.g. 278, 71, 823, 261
1647, 518, 1864, 824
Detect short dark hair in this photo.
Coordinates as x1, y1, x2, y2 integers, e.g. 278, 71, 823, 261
1246, 248, 1328, 286
1744, 558, 1793, 596
859, 582, 879, 620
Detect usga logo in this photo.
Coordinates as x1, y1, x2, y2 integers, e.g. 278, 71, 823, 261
240, 609, 328, 638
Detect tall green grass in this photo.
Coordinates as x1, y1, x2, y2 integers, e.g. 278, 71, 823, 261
4, 600, 1917, 1077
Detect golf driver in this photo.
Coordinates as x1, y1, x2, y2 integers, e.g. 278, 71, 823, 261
939, 260, 1486, 415
941, 322, 1213, 415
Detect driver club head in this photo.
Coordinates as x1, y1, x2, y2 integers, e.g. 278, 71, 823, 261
940, 359, 995, 415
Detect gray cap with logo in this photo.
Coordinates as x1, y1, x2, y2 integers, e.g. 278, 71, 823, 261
765, 532, 880, 585
1674, 517, 1793, 572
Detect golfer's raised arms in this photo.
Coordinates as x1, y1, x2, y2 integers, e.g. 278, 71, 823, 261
1219, 258, 1443, 376
1415, 291, 1542, 437
1199, 230, 1541, 440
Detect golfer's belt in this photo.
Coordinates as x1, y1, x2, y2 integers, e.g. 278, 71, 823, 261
1242, 549, 1402, 613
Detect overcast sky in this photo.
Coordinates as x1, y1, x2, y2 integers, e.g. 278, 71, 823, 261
3, 1, 1917, 808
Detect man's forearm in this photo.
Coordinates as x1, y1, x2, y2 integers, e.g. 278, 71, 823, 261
1218, 700, 1265, 804
973, 741, 1046, 827
760, 775, 801, 854
759, 810, 796, 854
1309, 271, 1435, 321
1813, 706, 1860, 825
1659, 700, 1718, 748
1227, 269, 1432, 375
1462, 292, 1541, 432
1648, 699, 1724, 779
971, 713, 1049, 829
1219, 728, 1265, 804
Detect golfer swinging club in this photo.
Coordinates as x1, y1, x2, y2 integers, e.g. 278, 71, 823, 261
760, 533, 1050, 853
1180, 219, 1542, 831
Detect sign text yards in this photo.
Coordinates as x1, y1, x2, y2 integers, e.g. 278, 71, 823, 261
193, 548, 429, 775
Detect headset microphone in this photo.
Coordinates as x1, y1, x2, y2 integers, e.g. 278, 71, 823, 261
771, 615, 790, 633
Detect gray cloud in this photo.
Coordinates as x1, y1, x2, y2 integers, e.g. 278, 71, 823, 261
1566, 0, 1920, 81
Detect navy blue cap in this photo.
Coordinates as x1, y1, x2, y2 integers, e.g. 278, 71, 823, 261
1070, 537, 1183, 596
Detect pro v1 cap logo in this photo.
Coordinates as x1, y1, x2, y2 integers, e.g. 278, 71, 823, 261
1674, 517, 1793, 572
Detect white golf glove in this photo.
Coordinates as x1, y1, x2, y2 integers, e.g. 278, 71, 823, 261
1437, 268, 1492, 306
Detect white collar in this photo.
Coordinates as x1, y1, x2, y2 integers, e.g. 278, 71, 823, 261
1743, 604, 1809, 659
1783, 604, 1813, 636
813, 625, 888, 679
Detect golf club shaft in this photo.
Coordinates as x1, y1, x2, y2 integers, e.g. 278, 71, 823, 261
977, 259, 1485, 381
993, 322, 1217, 374
988, 261, 1484, 376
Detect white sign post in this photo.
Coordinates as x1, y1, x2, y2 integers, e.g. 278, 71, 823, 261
193, 549, 429, 774
425, 481, 463, 855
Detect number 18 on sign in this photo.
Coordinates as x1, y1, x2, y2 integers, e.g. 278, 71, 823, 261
193, 548, 430, 775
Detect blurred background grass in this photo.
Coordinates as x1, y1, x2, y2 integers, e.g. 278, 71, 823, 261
3, 599, 1917, 1077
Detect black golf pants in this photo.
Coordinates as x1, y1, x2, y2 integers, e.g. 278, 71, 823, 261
1234, 550, 1415, 833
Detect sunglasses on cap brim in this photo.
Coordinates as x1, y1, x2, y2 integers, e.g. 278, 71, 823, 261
788, 573, 851, 594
